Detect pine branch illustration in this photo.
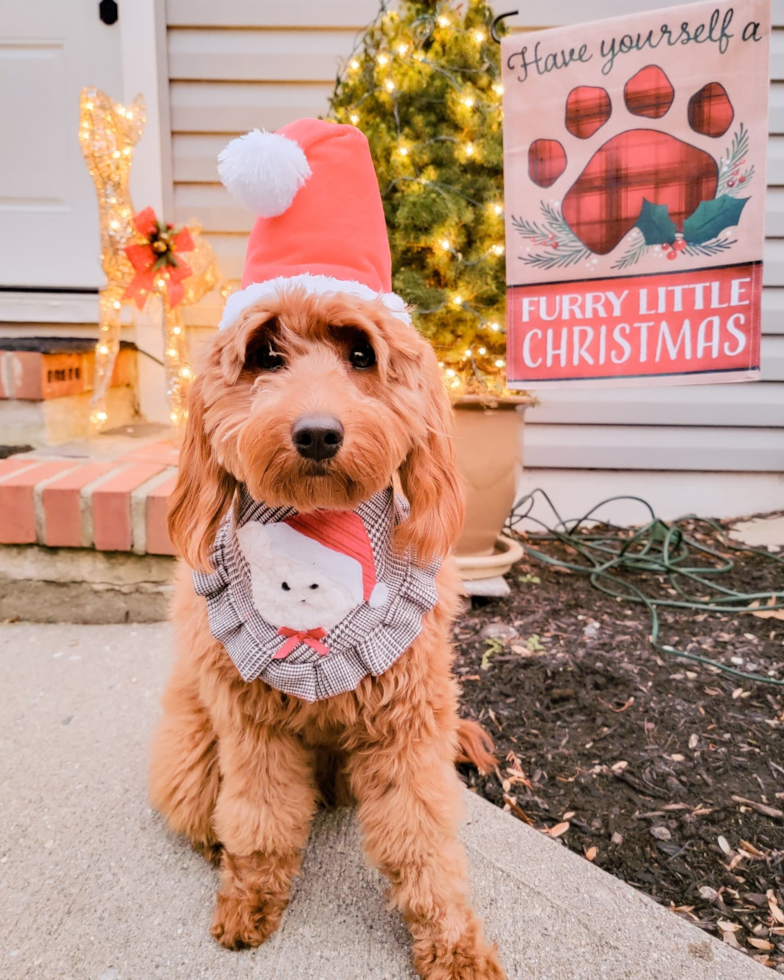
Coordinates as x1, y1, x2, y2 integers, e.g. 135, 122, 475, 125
683, 236, 737, 258
522, 244, 591, 270
612, 234, 650, 271
717, 123, 749, 196
540, 201, 584, 247
511, 215, 550, 241
727, 163, 755, 196
515, 202, 589, 268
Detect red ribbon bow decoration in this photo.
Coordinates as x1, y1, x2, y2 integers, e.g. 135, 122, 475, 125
273, 626, 330, 660
123, 207, 195, 310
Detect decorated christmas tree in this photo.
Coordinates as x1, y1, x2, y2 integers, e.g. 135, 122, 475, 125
330, 0, 508, 395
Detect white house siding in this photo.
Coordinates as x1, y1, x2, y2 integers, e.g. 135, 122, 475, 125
166, 0, 784, 473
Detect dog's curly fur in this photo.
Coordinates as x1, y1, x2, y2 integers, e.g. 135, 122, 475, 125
150, 289, 505, 979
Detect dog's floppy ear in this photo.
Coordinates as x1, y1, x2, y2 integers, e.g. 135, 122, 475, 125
168, 377, 237, 572
396, 360, 465, 564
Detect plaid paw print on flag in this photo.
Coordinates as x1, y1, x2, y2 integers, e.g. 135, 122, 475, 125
520, 68, 748, 270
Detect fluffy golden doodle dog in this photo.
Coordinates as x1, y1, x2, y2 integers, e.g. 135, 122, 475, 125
150, 118, 504, 980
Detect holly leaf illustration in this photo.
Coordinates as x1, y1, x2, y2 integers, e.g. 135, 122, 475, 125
635, 198, 677, 246
683, 195, 749, 245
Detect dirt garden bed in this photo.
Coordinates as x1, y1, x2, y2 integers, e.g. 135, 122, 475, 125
455, 522, 784, 971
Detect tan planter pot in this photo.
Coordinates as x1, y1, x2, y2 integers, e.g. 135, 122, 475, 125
452, 395, 532, 579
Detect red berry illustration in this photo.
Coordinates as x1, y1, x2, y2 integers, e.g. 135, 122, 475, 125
738, 159, 745, 165
739, 176, 746, 183
732, 169, 739, 176
728, 179, 736, 187
667, 250, 678, 260
551, 242, 559, 249
673, 239, 686, 251
661, 243, 670, 250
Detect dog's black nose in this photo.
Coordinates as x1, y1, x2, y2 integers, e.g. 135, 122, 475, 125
291, 414, 344, 461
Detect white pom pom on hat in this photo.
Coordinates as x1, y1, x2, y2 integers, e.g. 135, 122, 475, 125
216, 118, 411, 331
218, 129, 311, 218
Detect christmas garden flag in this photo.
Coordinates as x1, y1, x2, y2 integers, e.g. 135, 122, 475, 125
501, 0, 770, 388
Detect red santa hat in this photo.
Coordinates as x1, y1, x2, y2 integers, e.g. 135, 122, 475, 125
217, 118, 410, 330
265, 510, 388, 609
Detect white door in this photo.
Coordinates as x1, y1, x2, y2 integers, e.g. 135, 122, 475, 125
0, 1, 123, 289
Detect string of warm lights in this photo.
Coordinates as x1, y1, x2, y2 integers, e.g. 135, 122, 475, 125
330, 1, 510, 395
79, 87, 220, 432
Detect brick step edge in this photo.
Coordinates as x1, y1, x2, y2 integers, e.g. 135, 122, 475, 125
0, 441, 180, 555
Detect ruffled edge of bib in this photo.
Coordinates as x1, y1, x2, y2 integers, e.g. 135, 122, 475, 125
192, 490, 440, 702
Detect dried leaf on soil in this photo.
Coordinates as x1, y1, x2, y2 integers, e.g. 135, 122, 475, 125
746, 598, 784, 620
455, 528, 784, 971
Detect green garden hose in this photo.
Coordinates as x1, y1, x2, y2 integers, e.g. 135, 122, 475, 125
507, 489, 784, 687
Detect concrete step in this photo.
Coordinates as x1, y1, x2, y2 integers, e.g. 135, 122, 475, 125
0, 621, 769, 980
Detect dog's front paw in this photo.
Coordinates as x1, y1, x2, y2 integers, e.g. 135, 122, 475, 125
413, 918, 505, 980
210, 890, 284, 950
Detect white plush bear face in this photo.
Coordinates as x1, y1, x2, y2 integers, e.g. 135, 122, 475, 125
237, 523, 358, 631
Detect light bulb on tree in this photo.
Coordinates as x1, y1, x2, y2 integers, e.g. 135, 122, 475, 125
329, 0, 511, 396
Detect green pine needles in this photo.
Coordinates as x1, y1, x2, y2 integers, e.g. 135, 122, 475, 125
329, 0, 509, 395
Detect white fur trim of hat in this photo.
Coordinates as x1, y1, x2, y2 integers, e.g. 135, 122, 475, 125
219, 274, 412, 330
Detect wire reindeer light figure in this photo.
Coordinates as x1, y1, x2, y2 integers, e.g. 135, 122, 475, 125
79, 86, 220, 431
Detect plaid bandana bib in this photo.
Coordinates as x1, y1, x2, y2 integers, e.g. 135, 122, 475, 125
193, 486, 440, 702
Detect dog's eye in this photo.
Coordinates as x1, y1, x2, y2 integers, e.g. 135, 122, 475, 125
309, 583, 319, 590
254, 341, 284, 372
348, 340, 375, 371
281, 581, 290, 591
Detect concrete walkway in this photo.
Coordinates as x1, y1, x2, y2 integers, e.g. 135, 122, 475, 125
0, 622, 768, 980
